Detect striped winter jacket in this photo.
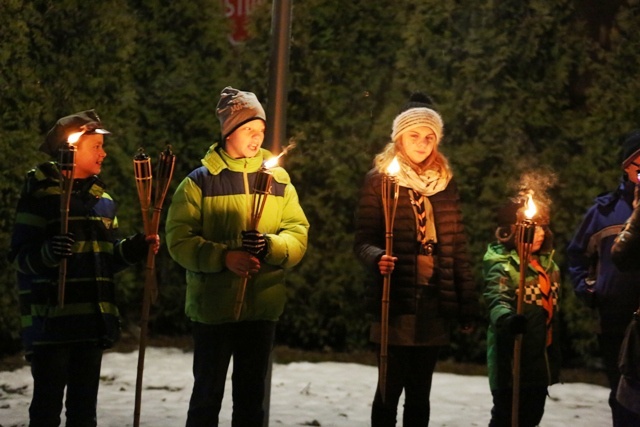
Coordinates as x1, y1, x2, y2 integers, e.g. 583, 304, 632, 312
354, 169, 479, 320
9, 162, 143, 355
165, 144, 309, 325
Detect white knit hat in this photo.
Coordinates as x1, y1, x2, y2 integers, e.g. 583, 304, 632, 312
391, 93, 443, 142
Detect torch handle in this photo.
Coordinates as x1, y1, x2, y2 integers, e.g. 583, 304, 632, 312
234, 171, 273, 320
378, 175, 399, 403
133, 146, 174, 427
512, 221, 535, 427
57, 173, 74, 308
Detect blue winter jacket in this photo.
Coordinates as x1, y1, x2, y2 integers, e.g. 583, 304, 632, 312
9, 162, 144, 355
567, 179, 640, 334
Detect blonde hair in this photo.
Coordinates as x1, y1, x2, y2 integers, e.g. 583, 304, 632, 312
374, 140, 451, 176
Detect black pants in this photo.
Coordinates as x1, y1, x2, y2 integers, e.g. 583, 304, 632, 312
488, 386, 547, 427
371, 345, 440, 427
598, 333, 640, 427
186, 320, 276, 427
29, 343, 103, 427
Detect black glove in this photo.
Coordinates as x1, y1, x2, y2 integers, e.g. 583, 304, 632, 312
43, 233, 75, 263
242, 230, 267, 259
503, 313, 527, 335
121, 233, 149, 263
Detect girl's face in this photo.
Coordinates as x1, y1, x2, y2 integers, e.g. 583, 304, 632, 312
74, 133, 107, 178
225, 119, 266, 159
399, 126, 437, 165
531, 226, 546, 253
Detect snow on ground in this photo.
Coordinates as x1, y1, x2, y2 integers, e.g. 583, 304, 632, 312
0, 347, 612, 426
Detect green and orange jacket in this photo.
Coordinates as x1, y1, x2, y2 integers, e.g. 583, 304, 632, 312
482, 242, 562, 391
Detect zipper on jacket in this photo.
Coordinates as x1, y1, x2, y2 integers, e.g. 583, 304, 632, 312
243, 161, 251, 229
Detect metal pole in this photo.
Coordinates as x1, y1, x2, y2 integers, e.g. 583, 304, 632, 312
264, 0, 292, 153
263, 2, 292, 425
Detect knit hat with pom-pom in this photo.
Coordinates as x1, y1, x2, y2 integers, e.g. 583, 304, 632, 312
391, 92, 444, 143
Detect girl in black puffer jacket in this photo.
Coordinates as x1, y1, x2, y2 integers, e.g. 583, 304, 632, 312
354, 93, 479, 427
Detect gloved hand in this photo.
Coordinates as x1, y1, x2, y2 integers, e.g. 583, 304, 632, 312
43, 233, 75, 263
503, 313, 527, 335
121, 233, 150, 263
242, 230, 267, 260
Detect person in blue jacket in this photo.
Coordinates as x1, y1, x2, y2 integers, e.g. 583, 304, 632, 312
567, 129, 640, 426
9, 110, 157, 427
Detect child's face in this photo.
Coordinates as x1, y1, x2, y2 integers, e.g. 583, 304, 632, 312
398, 126, 437, 165
74, 134, 107, 178
224, 119, 265, 159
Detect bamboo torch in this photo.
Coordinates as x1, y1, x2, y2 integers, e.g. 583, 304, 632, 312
379, 156, 400, 402
133, 146, 175, 427
233, 145, 296, 320
233, 159, 275, 321
512, 192, 537, 427
57, 131, 83, 308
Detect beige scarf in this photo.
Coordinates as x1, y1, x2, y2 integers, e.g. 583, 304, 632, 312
375, 143, 452, 197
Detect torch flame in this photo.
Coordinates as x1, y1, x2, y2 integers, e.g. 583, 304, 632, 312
263, 142, 297, 170
524, 193, 537, 219
263, 156, 279, 170
386, 157, 400, 176
67, 131, 85, 144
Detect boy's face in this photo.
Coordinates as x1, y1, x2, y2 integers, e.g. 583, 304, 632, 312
74, 133, 107, 178
224, 119, 265, 159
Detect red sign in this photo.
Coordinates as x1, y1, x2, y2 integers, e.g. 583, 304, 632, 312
222, 0, 266, 44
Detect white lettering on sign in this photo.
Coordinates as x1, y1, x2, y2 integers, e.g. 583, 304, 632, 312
222, 0, 264, 19
222, 0, 266, 44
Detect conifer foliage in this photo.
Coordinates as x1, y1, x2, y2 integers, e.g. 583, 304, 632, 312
1, 0, 640, 366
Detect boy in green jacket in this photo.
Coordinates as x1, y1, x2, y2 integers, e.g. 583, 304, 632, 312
165, 87, 309, 426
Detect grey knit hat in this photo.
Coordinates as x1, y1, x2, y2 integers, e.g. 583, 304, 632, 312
40, 109, 110, 157
215, 86, 266, 141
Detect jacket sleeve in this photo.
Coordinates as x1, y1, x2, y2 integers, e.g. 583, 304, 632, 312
165, 177, 228, 273
566, 206, 598, 305
9, 181, 59, 275
482, 257, 515, 327
263, 183, 309, 268
448, 182, 480, 319
611, 205, 640, 271
353, 170, 385, 274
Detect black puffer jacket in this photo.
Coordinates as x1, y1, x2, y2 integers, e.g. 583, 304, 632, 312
354, 169, 479, 320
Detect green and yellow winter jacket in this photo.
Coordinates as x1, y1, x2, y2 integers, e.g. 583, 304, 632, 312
482, 242, 562, 391
165, 144, 309, 325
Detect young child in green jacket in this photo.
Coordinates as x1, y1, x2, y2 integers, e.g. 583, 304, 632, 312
482, 196, 562, 427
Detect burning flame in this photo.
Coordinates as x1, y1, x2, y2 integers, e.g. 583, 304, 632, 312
524, 192, 537, 219
386, 156, 400, 176
263, 143, 297, 170
67, 131, 85, 144
263, 156, 279, 170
